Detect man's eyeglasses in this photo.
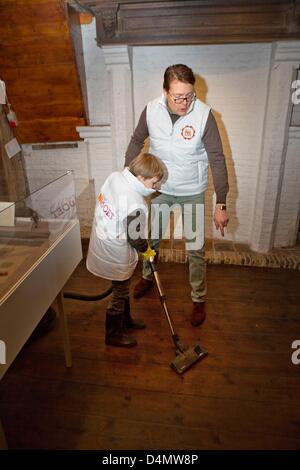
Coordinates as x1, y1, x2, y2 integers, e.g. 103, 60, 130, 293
168, 92, 196, 104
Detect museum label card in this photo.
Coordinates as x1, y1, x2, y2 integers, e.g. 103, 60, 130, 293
5, 138, 21, 159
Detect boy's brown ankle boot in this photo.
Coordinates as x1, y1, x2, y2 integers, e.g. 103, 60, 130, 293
105, 312, 137, 347
123, 298, 145, 329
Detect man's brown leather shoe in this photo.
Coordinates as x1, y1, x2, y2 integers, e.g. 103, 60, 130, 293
190, 302, 206, 327
133, 278, 153, 299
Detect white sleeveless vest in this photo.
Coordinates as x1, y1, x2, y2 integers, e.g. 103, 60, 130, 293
147, 96, 211, 196
86, 169, 148, 281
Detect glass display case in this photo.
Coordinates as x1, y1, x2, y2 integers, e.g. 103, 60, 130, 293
0, 171, 79, 302
0, 171, 82, 382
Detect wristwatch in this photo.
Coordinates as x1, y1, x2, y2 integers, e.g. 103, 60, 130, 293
216, 203, 227, 211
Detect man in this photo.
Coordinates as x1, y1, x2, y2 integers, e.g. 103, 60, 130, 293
125, 64, 229, 327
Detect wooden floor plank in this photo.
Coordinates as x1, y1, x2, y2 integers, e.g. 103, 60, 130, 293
2, 374, 300, 440
1, 262, 300, 449
5, 349, 300, 405
2, 403, 300, 450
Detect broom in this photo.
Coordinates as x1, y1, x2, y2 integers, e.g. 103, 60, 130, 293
150, 258, 207, 374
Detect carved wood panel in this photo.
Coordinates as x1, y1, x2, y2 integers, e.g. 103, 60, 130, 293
76, 0, 300, 45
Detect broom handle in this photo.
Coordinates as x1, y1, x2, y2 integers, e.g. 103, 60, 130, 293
150, 259, 176, 337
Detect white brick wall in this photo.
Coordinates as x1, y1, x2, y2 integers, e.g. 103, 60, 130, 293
250, 45, 300, 252
22, 31, 300, 250
81, 19, 109, 125
132, 44, 272, 243
274, 127, 300, 247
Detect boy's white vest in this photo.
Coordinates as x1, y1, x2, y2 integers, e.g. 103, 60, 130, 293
147, 96, 211, 196
86, 169, 148, 281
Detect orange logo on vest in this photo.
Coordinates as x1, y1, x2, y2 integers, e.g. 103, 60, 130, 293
181, 125, 195, 140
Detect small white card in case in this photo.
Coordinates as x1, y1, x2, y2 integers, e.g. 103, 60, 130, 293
5, 138, 21, 159
0, 79, 6, 104
0, 202, 15, 227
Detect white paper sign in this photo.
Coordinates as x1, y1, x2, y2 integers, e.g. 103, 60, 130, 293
28, 177, 77, 221
0, 201, 15, 227
5, 138, 21, 159
0, 79, 6, 104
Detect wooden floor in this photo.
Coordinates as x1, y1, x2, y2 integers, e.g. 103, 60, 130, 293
1, 259, 300, 450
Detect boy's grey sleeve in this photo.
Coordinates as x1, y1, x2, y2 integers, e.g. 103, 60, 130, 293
124, 209, 148, 252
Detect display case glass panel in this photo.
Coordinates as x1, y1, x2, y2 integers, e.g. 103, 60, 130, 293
0, 171, 77, 303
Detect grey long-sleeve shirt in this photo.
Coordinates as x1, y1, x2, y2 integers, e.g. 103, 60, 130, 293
124, 209, 148, 253
125, 107, 229, 203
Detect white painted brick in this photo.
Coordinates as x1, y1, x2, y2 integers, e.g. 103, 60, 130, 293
22, 40, 300, 249
81, 19, 109, 125
274, 127, 300, 247
132, 43, 271, 245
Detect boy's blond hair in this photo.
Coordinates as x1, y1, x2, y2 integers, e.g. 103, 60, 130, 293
129, 153, 164, 181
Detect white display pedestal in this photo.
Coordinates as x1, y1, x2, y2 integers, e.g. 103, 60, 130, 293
0, 171, 83, 448
0, 219, 82, 376
0, 219, 82, 448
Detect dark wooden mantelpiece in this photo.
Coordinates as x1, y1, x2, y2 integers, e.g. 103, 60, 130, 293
73, 0, 300, 45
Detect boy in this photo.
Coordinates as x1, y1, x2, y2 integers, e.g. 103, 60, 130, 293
86, 153, 165, 348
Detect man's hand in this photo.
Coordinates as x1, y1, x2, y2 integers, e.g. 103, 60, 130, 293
141, 245, 156, 261
214, 206, 229, 237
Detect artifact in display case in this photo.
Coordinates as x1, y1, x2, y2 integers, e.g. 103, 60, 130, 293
0, 202, 15, 227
